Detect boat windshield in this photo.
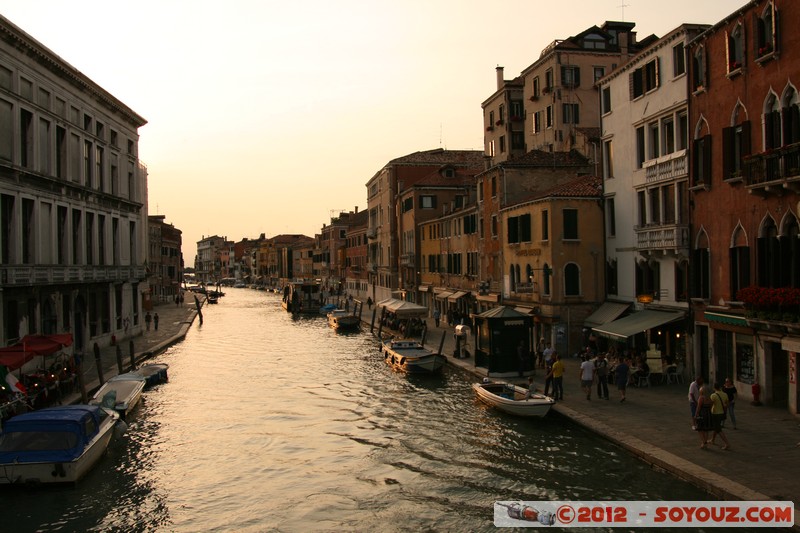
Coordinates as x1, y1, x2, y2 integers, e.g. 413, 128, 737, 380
0, 430, 79, 452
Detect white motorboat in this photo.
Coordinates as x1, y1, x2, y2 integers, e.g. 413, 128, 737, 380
327, 309, 360, 330
472, 381, 555, 417
90, 373, 146, 419
0, 405, 120, 485
381, 338, 446, 373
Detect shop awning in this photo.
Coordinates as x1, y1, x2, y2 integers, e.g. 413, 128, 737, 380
703, 311, 748, 327
583, 302, 630, 328
592, 310, 685, 340
447, 291, 468, 302
435, 291, 455, 300
476, 293, 500, 303
514, 306, 534, 314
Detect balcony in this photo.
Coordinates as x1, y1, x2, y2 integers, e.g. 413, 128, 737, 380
400, 253, 415, 267
366, 227, 378, 239
0, 265, 147, 286
644, 150, 688, 185
743, 143, 800, 195
635, 223, 689, 253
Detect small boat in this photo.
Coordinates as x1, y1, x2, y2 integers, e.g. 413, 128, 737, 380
207, 295, 218, 304
381, 338, 446, 373
327, 309, 360, 330
132, 363, 169, 388
281, 280, 323, 314
0, 405, 120, 485
90, 373, 146, 419
472, 380, 555, 417
319, 303, 337, 315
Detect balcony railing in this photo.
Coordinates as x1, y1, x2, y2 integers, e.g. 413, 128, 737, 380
634, 223, 689, 252
366, 227, 378, 239
0, 265, 147, 286
743, 143, 800, 193
400, 253, 415, 266
644, 150, 688, 184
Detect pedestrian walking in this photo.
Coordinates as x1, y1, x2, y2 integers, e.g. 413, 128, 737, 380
517, 341, 527, 377
433, 308, 440, 327
709, 383, 731, 450
145, 311, 152, 331
550, 353, 564, 401
366, 296, 373, 309
722, 377, 737, 429
688, 376, 703, 428
694, 386, 713, 449
615, 357, 630, 403
543, 354, 554, 397
154, 313, 159, 331
594, 352, 609, 399
580, 355, 595, 400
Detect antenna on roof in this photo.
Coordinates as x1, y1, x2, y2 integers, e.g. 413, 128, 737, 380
618, 1, 630, 21
439, 123, 443, 147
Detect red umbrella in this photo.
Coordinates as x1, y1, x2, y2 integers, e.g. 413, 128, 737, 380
19, 334, 72, 355
0, 346, 36, 370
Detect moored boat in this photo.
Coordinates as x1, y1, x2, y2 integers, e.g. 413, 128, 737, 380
132, 363, 169, 388
0, 405, 120, 485
381, 338, 446, 373
471, 380, 554, 417
327, 309, 360, 330
280, 280, 323, 314
90, 373, 146, 420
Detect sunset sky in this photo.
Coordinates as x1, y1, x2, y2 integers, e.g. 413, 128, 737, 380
0, 0, 747, 259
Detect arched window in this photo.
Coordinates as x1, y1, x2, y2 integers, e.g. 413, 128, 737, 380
525, 264, 533, 285
693, 229, 710, 299
756, 3, 776, 58
542, 263, 551, 296
509, 265, 516, 291
764, 92, 781, 150
730, 224, 750, 297
781, 86, 800, 147
727, 23, 744, 72
757, 217, 778, 287
723, 103, 750, 180
692, 45, 706, 91
564, 263, 580, 296
779, 214, 800, 287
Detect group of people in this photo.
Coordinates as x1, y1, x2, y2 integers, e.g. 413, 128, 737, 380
577, 351, 632, 402
688, 376, 737, 450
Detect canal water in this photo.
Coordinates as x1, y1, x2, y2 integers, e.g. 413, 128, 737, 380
8, 289, 707, 532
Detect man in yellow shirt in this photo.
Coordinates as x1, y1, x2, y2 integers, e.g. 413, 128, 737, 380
548, 353, 564, 401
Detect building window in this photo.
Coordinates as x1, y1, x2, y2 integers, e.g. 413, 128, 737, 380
563, 209, 578, 240
420, 195, 437, 209
606, 198, 616, 237
692, 135, 711, 186
543, 263, 552, 296
561, 65, 580, 88
636, 126, 645, 168
510, 100, 523, 121
606, 258, 618, 295
499, 135, 506, 153
630, 58, 659, 99
491, 215, 498, 238
533, 76, 540, 97
673, 42, 686, 76
757, 218, 779, 288
662, 117, 675, 155
764, 94, 781, 150
603, 139, 614, 179
533, 111, 542, 134
511, 132, 524, 150
546, 106, 553, 128
594, 66, 605, 83
677, 112, 689, 151
491, 176, 497, 197
693, 246, 710, 299
602, 87, 611, 114
648, 121, 660, 159
692, 46, 706, 91
562, 103, 580, 124
545, 69, 553, 91
722, 121, 750, 180
541, 210, 549, 241
756, 3, 776, 58
727, 24, 744, 73
564, 263, 580, 296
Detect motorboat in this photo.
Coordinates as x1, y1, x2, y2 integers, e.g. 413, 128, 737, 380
319, 303, 337, 315
132, 363, 169, 388
0, 405, 120, 485
472, 380, 555, 417
327, 309, 360, 330
280, 280, 323, 314
90, 373, 146, 419
381, 338, 446, 374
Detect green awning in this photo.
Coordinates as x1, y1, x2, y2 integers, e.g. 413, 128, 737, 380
703, 311, 748, 327
592, 310, 685, 340
583, 302, 630, 328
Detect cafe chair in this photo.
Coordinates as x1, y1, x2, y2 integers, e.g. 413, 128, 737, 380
636, 371, 650, 388
666, 363, 684, 384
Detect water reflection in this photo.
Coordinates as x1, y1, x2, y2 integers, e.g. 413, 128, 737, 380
7, 289, 707, 532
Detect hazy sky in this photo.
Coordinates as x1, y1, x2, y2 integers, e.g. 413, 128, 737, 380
0, 0, 746, 258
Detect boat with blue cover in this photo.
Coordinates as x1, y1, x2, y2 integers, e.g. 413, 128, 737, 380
0, 405, 120, 485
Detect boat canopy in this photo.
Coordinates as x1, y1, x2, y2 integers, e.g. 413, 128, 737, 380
0, 405, 106, 463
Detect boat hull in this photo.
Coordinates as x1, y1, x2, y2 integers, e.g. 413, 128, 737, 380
90, 378, 145, 419
382, 340, 446, 373
0, 406, 119, 485
472, 382, 554, 417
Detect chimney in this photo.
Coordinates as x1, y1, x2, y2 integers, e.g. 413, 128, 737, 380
354, 206, 358, 213
496, 66, 504, 90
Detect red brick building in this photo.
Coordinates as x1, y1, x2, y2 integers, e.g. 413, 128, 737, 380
688, 0, 800, 412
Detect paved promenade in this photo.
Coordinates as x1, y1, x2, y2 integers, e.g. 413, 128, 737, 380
75, 297, 799, 528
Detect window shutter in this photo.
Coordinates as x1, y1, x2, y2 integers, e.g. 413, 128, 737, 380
753, 12, 761, 56
722, 127, 733, 179
792, 106, 800, 144
741, 120, 751, 158
725, 31, 731, 69
655, 57, 660, 88
703, 47, 709, 89
574, 67, 581, 88
629, 72, 635, 100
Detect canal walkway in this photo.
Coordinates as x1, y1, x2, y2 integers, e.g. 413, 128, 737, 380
73, 295, 798, 528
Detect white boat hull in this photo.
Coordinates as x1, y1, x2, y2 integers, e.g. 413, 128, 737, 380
91, 378, 145, 419
472, 382, 554, 417
0, 411, 118, 485
382, 339, 446, 373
